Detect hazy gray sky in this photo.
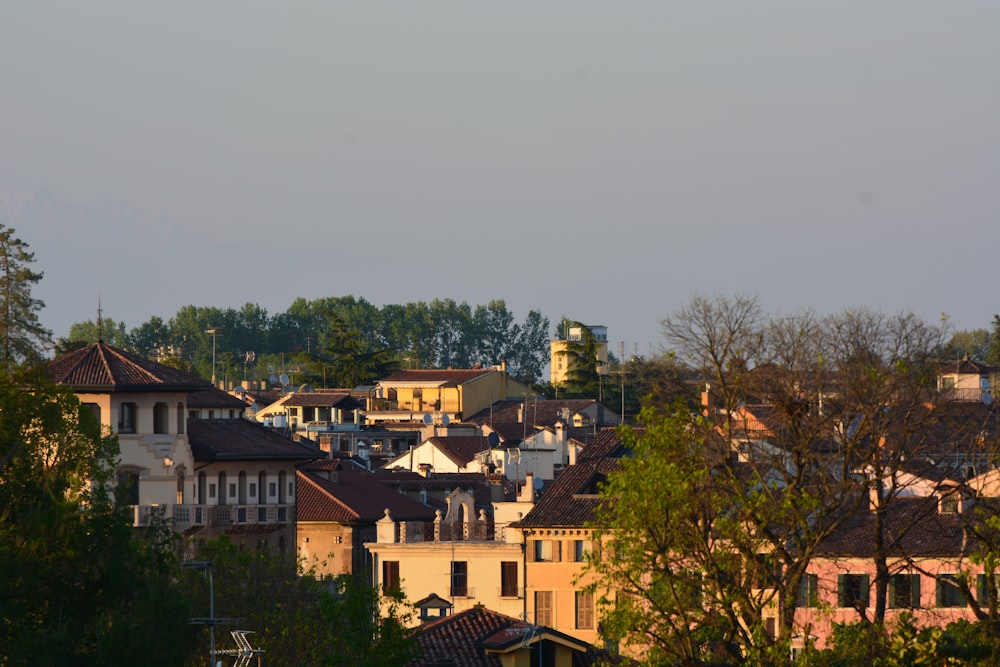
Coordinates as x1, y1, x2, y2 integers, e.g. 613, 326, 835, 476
3, 2, 999, 354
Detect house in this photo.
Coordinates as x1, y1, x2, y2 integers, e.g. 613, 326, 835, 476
47, 342, 210, 526
296, 466, 436, 576
793, 495, 987, 651
513, 428, 628, 645
184, 418, 320, 551
365, 481, 537, 623
407, 606, 602, 667
368, 367, 533, 425
937, 357, 998, 403
47, 342, 321, 551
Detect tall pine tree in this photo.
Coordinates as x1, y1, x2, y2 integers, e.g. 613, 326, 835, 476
0, 224, 50, 367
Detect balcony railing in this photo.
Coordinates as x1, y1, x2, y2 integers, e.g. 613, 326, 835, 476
169, 504, 293, 530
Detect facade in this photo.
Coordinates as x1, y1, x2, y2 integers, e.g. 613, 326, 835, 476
366, 486, 537, 624
514, 429, 628, 645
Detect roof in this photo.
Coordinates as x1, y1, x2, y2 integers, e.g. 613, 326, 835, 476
379, 369, 495, 387
47, 342, 209, 392
186, 386, 248, 410
424, 436, 494, 469
282, 390, 363, 409
186, 419, 322, 462
409, 607, 599, 667
940, 358, 994, 375
816, 496, 971, 559
297, 469, 437, 523
516, 457, 621, 529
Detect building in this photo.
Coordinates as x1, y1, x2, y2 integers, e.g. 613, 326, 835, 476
550, 324, 608, 388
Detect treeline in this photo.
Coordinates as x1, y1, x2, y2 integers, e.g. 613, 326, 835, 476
56, 296, 551, 387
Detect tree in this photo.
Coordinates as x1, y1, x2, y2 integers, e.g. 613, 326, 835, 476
0, 224, 51, 367
555, 318, 602, 398
0, 365, 197, 665
55, 316, 130, 353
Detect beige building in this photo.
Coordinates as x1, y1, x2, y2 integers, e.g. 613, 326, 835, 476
366, 486, 536, 624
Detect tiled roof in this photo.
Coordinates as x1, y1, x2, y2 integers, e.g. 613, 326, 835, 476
47, 342, 209, 392
282, 391, 363, 409
296, 469, 436, 523
939, 358, 994, 375
187, 419, 322, 462
379, 369, 495, 386
816, 497, 971, 558
410, 607, 600, 667
578, 428, 630, 462
426, 436, 494, 468
374, 471, 510, 507
186, 386, 247, 409
515, 458, 621, 528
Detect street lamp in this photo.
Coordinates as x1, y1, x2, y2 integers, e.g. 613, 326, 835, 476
206, 329, 218, 386
183, 560, 218, 667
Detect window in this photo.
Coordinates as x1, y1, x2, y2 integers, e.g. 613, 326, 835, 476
209, 483, 217, 499
153, 402, 169, 434
575, 590, 595, 629
116, 470, 140, 505
249, 482, 257, 499
189, 410, 198, 421
118, 402, 137, 434
501, 561, 519, 598
208, 410, 215, 419
889, 573, 921, 609
450, 561, 468, 597
535, 591, 553, 626
753, 554, 781, 589
937, 574, 966, 608
382, 561, 401, 596
229, 483, 237, 499
838, 574, 869, 609
269, 482, 277, 498
796, 573, 819, 607
978, 573, 996, 606
573, 539, 593, 562
533, 539, 560, 562
940, 494, 960, 514
177, 403, 185, 434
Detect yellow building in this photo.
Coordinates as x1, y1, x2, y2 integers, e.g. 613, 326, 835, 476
550, 324, 609, 388
369, 366, 532, 424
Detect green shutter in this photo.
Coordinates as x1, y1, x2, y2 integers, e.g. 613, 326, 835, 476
978, 573, 988, 606
888, 575, 897, 609
936, 578, 944, 607
837, 574, 846, 607
860, 575, 870, 608
911, 574, 921, 609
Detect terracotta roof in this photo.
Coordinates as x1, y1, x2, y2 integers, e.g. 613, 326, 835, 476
410, 607, 600, 667
282, 391, 363, 409
186, 386, 247, 409
47, 342, 209, 392
516, 458, 621, 529
426, 436, 494, 468
940, 358, 994, 375
379, 369, 495, 386
816, 497, 971, 559
296, 469, 436, 523
578, 428, 630, 462
187, 419, 322, 462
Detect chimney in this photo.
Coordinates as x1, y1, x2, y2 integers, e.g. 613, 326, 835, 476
520, 472, 535, 503
568, 441, 577, 466
701, 384, 716, 418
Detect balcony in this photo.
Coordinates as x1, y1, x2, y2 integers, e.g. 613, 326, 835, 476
169, 504, 293, 531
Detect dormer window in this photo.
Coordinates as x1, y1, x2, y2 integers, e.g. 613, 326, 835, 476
939, 492, 960, 514
573, 472, 608, 498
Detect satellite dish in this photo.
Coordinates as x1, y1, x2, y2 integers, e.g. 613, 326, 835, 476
269, 374, 279, 385
279, 373, 290, 386
422, 413, 433, 425
234, 386, 246, 395
487, 432, 501, 448
982, 377, 992, 391
440, 413, 450, 426
299, 383, 314, 393
984, 392, 993, 406
533, 476, 543, 491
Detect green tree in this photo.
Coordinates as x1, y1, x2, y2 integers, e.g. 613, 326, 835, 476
0, 224, 51, 366
55, 316, 130, 353
0, 366, 196, 665
555, 318, 602, 398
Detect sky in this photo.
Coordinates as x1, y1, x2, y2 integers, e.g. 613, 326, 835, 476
2, 2, 999, 358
